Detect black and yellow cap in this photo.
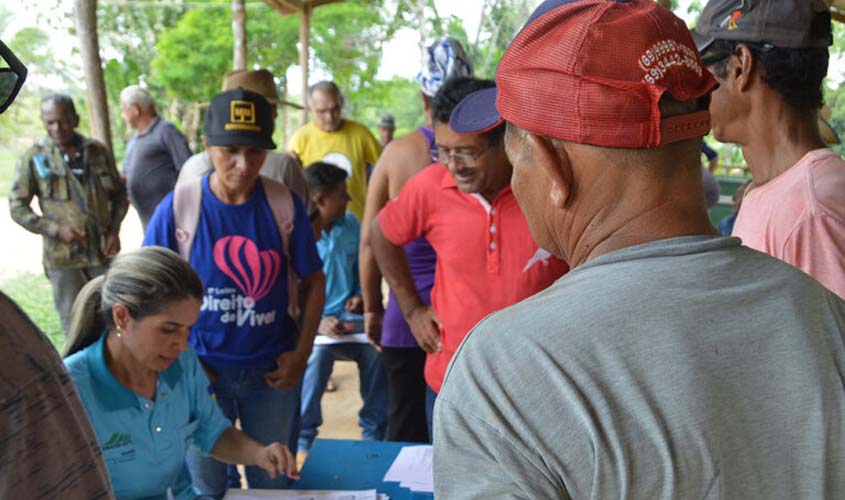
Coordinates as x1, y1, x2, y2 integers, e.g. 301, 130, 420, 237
204, 87, 276, 149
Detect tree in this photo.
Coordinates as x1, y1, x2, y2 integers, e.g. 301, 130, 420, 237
231, 0, 247, 70
75, 0, 113, 152
826, 21, 845, 156
97, 0, 187, 158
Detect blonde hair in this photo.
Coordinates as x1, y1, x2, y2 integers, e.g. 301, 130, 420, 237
63, 247, 204, 357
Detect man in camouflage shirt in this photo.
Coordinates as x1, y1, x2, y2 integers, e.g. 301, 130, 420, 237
10, 94, 128, 334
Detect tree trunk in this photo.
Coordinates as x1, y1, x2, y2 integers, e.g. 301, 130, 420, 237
73, 0, 112, 153
299, 4, 312, 126
232, 0, 247, 70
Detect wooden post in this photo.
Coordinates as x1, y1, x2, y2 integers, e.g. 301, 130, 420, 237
73, 0, 112, 153
281, 87, 289, 145
232, 0, 247, 70
299, 4, 311, 125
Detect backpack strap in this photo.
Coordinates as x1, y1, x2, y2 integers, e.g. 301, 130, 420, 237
260, 176, 300, 318
173, 178, 203, 261
260, 176, 294, 260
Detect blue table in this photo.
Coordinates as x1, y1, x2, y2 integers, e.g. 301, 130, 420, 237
293, 439, 434, 499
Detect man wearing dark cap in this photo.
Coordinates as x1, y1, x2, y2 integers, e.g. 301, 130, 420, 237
178, 69, 309, 202
370, 77, 568, 438
694, 0, 845, 299
377, 113, 395, 147
144, 88, 325, 496
432, 1, 845, 498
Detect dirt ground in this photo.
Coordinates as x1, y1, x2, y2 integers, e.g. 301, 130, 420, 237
0, 199, 362, 445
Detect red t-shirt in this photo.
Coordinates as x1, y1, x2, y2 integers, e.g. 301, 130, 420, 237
379, 163, 569, 392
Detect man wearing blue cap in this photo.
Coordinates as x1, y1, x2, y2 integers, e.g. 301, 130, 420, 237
144, 88, 325, 497
370, 77, 568, 439
432, 1, 845, 498
360, 36, 473, 443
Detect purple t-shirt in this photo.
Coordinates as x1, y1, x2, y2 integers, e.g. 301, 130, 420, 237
381, 127, 438, 348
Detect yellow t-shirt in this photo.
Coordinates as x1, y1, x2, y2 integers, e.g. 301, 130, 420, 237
288, 120, 382, 221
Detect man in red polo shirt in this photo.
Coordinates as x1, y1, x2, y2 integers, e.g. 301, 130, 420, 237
370, 77, 569, 436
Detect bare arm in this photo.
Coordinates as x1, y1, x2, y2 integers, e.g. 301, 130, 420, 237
210, 427, 300, 480
371, 216, 441, 353
359, 155, 391, 346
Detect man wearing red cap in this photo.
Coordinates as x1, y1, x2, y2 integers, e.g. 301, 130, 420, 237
693, 0, 845, 299
370, 76, 568, 438
432, 1, 845, 498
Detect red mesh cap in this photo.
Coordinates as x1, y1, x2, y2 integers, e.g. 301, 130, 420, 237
496, 0, 717, 148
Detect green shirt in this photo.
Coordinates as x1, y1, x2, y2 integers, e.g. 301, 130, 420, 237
10, 134, 128, 268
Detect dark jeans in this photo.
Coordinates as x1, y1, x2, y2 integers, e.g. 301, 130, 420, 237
186, 360, 301, 498
45, 265, 108, 335
381, 346, 429, 443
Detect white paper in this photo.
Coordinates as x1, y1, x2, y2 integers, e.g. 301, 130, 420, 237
224, 489, 380, 500
313, 333, 370, 346
382, 445, 433, 493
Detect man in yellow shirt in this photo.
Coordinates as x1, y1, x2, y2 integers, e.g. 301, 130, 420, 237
288, 81, 381, 221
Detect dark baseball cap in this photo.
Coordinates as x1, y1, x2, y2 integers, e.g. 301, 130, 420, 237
692, 0, 832, 53
205, 88, 276, 149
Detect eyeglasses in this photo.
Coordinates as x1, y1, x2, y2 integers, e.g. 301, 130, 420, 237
0, 41, 27, 114
436, 142, 492, 167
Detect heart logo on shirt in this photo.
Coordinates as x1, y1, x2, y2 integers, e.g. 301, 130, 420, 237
213, 236, 281, 302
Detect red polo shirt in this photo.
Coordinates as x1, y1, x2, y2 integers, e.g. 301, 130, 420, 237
379, 163, 569, 392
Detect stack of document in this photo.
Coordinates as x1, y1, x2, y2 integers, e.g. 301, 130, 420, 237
382, 445, 433, 493
223, 489, 387, 500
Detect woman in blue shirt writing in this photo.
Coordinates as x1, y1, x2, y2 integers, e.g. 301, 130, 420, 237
64, 247, 299, 499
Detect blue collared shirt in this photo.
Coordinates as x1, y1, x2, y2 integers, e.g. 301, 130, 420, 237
65, 333, 231, 500
318, 212, 362, 317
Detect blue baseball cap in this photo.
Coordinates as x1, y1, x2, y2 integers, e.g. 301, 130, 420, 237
449, 87, 503, 135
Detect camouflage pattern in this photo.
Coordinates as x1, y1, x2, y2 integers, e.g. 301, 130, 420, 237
10, 134, 128, 269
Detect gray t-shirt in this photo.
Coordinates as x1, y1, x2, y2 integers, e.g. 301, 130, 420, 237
178, 150, 308, 202
434, 236, 845, 499
123, 117, 192, 228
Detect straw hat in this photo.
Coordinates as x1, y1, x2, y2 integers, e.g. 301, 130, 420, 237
222, 69, 279, 105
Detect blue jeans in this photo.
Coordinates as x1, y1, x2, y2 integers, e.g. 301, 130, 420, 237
186, 359, 301, 499
425, 385, 437, 442
298, 342, 387, 452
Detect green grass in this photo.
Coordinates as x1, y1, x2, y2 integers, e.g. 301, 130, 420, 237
1, 272, 64, 352
0, 147, 19, 194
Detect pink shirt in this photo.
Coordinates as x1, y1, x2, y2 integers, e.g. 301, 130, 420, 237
379, 163, 569, 392
733, 148, 845, 298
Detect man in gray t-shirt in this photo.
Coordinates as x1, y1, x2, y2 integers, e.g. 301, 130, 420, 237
120, 85, 192, 229
433, 1, 845, 499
